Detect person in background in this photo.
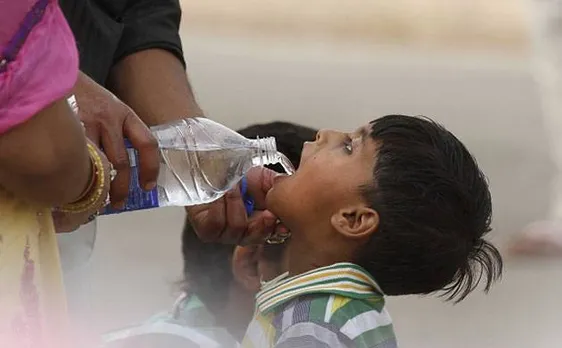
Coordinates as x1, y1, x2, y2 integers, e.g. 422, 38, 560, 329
58, 0, 194, 207
101, 122, 317, 347
510, 0, 562, 256
0, 0, 112, 345
55, 0, 282, 336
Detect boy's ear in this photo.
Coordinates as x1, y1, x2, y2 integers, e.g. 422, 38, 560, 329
232, 246, 262, 292
331, 205, 379, 239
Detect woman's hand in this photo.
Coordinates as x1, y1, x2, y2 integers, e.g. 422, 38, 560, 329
52, 140, 112, 233
73, 72, 160, 209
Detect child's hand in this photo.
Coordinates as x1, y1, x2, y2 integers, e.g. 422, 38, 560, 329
186, 167, 279, 245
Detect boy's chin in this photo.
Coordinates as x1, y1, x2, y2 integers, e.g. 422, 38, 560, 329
265, 185, 288, 218
266, 175, 288, 200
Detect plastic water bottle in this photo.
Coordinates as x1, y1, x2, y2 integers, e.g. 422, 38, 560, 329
102, 118, 295, 215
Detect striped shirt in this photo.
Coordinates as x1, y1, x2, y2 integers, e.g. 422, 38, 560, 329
241, 263, 397, 348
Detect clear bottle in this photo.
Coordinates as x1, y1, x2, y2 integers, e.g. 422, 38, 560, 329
102, 118, 294, 215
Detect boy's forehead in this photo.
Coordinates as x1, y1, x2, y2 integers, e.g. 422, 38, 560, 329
352, 124, 371, 138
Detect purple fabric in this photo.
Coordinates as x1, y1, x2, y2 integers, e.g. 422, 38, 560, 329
0, 0, 48, 72
0, 0, 78, 134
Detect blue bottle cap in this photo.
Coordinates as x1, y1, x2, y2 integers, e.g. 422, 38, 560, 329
240, 176, 255, 215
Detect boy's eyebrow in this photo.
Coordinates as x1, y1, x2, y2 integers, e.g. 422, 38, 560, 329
350, 127, 368, 148
359, 127, 368, 143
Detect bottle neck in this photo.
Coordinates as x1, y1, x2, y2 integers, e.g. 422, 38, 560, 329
249, 137, 279, 167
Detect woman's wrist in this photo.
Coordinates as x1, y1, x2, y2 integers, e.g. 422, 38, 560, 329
70, 152, 96, 204
57, 143, 111, 214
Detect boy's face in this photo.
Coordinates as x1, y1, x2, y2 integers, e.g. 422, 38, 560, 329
266, 124, 380, 255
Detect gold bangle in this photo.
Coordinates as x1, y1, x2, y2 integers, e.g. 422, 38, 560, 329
71, 152, 97, 203
58, 143, 107, 214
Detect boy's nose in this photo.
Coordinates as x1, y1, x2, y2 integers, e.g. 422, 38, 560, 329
316, 129, 341, 143
315, 130, 323, 142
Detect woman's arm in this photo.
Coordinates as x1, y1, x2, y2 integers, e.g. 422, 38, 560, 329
0, 0, 102, 208
0, 98, 92, 207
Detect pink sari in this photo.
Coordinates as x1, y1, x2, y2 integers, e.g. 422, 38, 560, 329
0, 0, 78, 134
0, 0, 79, 346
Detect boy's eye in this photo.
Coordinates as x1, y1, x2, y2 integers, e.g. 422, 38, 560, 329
344, 139, 353, 154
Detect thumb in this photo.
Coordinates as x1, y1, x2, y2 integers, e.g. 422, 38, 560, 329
245, 167, 279, 209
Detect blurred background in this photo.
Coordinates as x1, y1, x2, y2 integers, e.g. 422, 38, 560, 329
79, 1, 561, 347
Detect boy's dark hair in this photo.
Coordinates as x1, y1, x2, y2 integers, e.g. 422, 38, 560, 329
181, 122, 317, 313
356, 115, 502, 302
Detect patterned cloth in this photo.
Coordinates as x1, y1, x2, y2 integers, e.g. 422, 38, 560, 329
242, 263, 398, 348
102, 293, 240, 348
0, 190, 70, 347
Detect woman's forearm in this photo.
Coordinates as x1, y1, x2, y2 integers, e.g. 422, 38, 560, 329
0, 98, 92, 206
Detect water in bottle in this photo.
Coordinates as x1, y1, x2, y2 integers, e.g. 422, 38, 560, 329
103, 118, 295, 215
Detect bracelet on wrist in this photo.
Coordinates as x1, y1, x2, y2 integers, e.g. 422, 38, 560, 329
57, 143, 107, 214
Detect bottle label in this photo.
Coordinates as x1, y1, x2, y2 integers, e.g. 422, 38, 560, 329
240, 176, 254, 215
102, 140, 160, 215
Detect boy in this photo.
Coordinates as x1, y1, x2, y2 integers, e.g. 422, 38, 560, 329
242, 115, 503, 348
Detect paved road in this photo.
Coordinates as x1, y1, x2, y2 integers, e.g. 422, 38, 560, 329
73, 34, 561, 347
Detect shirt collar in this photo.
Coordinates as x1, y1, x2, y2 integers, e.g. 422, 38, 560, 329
255, 262, 384, 314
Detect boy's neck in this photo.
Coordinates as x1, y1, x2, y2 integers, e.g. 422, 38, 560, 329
283, 235, 354, 277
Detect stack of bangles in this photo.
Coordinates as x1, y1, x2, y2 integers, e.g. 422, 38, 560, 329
56, 143, 113, 216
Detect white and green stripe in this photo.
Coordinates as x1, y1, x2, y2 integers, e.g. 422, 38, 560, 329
256, 263, 383, 314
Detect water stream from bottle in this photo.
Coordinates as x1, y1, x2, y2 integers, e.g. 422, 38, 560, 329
277, 152, 296, 175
